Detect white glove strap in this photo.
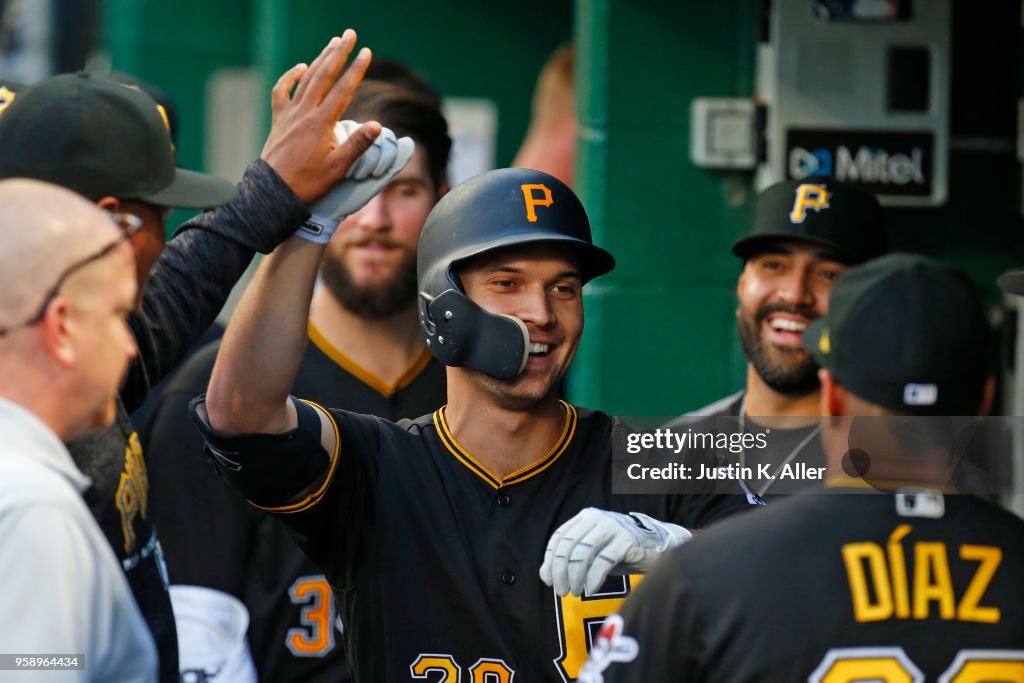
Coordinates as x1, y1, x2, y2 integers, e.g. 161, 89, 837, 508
295, 214, 340, 244
624, 511, 692, 553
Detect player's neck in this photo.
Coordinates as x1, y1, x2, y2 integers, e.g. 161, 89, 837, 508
0, 366, 76, 441
309, 290, 425, 387
744, 364, 821, 425
444, 385, 567, 480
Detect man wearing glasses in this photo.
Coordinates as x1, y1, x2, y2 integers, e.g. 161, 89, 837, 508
0, 179, 156, 680
0, 33, 380, 681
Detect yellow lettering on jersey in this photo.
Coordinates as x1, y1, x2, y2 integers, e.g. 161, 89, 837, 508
286, 576, 336, 656
913, 542, 955, 620
815, 647, 1024, 683
842, 542, 893, 622
843, 529, 1003, 625
810, 648, 924, 683
817, 658, 918, 683
886, 525, 911, 619
789, 183, 830, 223
554, 574, 644, 680
957, 545, 1001, 624
521, 183, 553, 222
941, 650, 1024, 682
115, 432, 150, 554
468, 658, 514, 683
948, 660, 1024, 682
410, 654, 459, 682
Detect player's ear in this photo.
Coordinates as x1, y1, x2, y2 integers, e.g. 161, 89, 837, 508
96, 196, 120, 212
39, 296, 76, 368
819, 368, 845, 418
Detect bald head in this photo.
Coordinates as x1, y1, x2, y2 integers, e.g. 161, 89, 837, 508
0, 179, 122, 325
0, 179, 138, 440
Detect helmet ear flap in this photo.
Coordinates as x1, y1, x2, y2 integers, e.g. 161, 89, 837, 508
497, 313, 530, 376
418, 289, 529, 379
418, 293, 437, 336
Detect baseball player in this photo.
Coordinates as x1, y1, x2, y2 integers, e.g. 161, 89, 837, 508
0, 32, 384, 681
190, 167, 748, 681
583, 254, 1024, 682
668, 177, 888, 501
142, 78, 451, 682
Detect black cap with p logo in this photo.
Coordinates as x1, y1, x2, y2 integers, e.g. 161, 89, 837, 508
733, 176, 889, 266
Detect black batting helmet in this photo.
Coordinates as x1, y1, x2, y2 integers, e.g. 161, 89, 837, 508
417, 167, 614, 379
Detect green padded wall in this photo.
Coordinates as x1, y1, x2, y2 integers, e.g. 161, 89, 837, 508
571, 0, 758, 416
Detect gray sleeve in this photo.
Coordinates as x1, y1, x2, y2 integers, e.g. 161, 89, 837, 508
121, 160, 309, 411
0, 501, 157, 681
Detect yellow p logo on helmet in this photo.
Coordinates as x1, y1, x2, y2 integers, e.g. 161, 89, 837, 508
521, 183, 554, 223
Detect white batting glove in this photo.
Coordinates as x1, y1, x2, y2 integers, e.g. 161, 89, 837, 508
308, 120, 415, 221
539, 508, 692, 597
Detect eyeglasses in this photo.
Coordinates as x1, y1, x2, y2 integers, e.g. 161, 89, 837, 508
0, 212, 143, 338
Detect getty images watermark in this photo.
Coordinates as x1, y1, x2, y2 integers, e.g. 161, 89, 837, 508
611, 415, 1018, 498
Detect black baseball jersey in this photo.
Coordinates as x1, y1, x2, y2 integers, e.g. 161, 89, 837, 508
144, 326, 446, 682
68, 159, 309, 682
216, 402, 749, 682
587, 485, 1024, 682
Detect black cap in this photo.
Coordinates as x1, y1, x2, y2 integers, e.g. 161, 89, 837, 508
733, 176, 888, 265
0, 72, 236, 208
106, 71, 180, 144
802, 253, 989, 415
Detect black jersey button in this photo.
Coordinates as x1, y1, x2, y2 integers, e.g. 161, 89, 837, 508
497, 493, 511, 507
501, 570, 516, 586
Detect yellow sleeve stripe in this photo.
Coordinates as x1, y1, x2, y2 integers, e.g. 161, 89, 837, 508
249, 399, 342, 514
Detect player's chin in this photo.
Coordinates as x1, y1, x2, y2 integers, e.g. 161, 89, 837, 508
348, 263, 401, 289
506, 371, 563, 403
94, 399, 119, 429
764, 342, 813, 364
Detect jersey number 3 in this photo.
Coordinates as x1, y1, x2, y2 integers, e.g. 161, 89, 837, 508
287, 575, 339, 657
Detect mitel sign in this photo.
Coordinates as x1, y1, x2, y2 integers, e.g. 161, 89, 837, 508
786, 129, 936, 201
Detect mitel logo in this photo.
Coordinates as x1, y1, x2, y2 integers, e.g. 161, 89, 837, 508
790, 145, 925, 186
790, 147, 833, 177
785, 130, 935, 198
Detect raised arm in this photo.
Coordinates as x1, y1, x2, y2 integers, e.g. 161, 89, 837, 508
204, 30, 378, 436
121, 31, 379, 410
205, 234, 329, 435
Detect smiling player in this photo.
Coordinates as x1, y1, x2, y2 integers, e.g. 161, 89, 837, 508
190, 167, 747, 681
667, 177, 889, 501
